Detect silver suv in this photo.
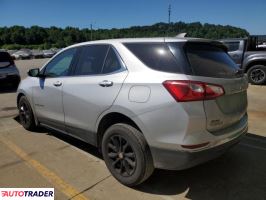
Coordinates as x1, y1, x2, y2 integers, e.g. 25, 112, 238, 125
17, 38, 248, 186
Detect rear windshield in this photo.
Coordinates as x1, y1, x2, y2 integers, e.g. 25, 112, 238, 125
123, 42, 189, 74
184, 42, 239, 78
124, 42, 240, 78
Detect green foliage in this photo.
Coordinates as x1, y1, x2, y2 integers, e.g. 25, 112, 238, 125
0, 22, 249, 49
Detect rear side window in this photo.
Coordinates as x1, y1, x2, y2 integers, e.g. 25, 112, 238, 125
102, 47, 122, 74
185, 43, 239, 78
124, 42, 185, 74
74, 45, 109, 75
223, 42, 240, 52
0, 52, 13, 67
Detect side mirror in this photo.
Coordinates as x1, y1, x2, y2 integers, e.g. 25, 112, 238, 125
28, 68, 42, 77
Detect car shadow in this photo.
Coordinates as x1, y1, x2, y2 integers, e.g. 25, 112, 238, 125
45, 129, 102, 159
52, 131, 266, 200
14, 116, 102, 158
14, 117, 266, 200
135, 133, 266, 200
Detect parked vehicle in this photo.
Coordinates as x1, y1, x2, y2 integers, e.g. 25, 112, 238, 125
7, 50, 18, 59
43, 50, 56, 58
0, 52, 21, 88
258, 44, 266, 48
31, 50, 44, 59
219, 36, 266, 85
12, 49, 32, 60
17, 38, 248, 186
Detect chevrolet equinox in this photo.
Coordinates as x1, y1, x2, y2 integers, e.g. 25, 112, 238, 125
17, 38, 248, 186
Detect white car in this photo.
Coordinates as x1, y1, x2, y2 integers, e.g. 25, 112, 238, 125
12, 50, 32, 60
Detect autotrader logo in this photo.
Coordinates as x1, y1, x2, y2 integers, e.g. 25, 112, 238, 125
0, 188, 54, 200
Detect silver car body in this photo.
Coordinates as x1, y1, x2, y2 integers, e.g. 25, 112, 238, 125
17, 37, 248, 170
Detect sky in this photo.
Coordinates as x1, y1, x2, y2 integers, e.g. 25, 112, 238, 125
0, 0, 265, 34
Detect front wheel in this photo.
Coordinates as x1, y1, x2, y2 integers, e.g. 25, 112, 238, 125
18, 96, 36, 130
102, 123, 154, 186
247, 65, 266, 85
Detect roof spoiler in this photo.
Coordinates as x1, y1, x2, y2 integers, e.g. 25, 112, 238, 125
176, 33, 187, 37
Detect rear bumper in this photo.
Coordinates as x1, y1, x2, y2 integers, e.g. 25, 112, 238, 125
150, 126, 247, 170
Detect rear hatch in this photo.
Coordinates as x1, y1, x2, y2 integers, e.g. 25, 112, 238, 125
183, 42, 248, 132
124, 40, 248, 133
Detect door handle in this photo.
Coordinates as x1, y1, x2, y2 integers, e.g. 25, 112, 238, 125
99, 80, 113, 87
53, 81, 62, 87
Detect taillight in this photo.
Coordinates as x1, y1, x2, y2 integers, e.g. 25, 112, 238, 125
163, 80, 224, 102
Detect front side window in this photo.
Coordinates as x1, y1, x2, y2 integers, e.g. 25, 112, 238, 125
102, 47, 122, 74
74, 45, 109, 75
44, 48, 76, 77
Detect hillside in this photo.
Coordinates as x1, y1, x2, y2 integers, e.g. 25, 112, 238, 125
0, 21, 249, 49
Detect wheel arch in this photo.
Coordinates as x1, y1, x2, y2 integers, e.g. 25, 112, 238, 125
17, 92, 25, 108
96, 112, 143, 148
244, 59, 266, 73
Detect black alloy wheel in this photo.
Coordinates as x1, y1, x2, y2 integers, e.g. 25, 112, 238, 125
102, 123, 154, 186
250, 68, 265, 83
107, 135, 136, 177
247, 65, 266, 85
18, 96, 36, 130
19, 102, 30, 125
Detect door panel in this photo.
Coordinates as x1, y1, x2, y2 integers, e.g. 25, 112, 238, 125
62, 45, 128, 144
33, 78, 65, 129
33, 48, 77, 130
63, 71, 128, 144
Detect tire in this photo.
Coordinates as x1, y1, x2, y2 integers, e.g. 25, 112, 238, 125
102, 123, 154, 186
247, 65, 266, 85
18, 96, 36, 131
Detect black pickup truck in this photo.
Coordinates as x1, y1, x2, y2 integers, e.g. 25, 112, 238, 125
219, 36, 266, 85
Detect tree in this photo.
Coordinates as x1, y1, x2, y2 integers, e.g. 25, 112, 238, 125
0, 22, 249, 49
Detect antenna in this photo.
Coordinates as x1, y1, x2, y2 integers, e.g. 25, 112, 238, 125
168, 4, 171, 25
90, 24, 93, 41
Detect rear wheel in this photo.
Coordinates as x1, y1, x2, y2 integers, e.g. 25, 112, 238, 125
18, 96, 36, 130
102, 123, 154, 186
247, 65, 266, 85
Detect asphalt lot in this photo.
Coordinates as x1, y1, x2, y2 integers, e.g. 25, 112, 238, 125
0, 59, 265, 200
